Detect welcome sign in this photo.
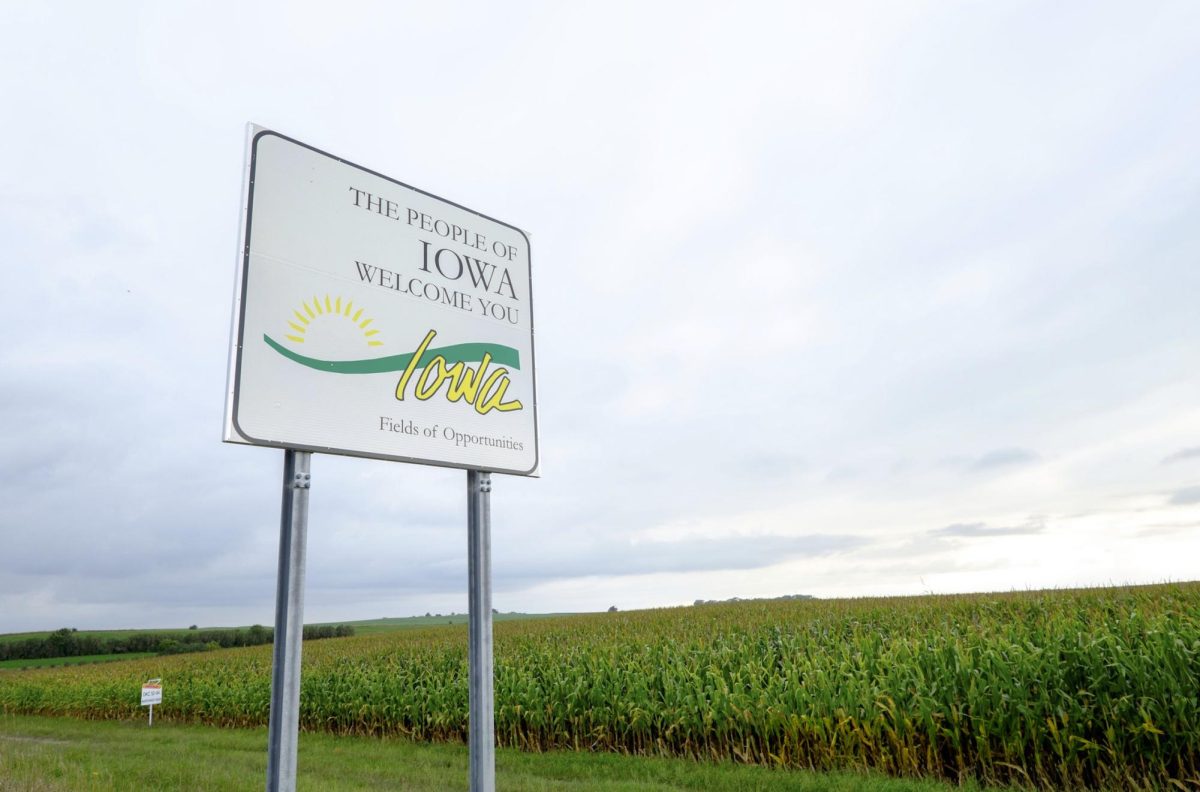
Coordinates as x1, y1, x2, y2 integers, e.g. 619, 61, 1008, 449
224, 129, 538, 475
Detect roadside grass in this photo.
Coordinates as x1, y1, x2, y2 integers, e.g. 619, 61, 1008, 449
0, 715, 1001, 792
0, 654, 156, 672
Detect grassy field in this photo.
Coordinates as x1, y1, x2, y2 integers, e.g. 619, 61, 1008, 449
0, 629, 235, 645
0, 613, 564, 652
0, 613, 567, 645
0, 714, 997, 792
0, 653, 156, 671
2, 584, 1197, 790
313, 612, 572, 636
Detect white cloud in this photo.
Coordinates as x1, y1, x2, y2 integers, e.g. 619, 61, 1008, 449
0, 1, 1198, 631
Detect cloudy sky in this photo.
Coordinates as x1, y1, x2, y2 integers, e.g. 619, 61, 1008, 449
1, 2, 1198, 632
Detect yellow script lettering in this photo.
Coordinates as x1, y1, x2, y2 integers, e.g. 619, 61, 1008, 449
395, 330, 523, 415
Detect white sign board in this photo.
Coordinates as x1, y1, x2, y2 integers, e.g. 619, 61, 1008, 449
224, 128, 538, 475
141, 683, 162, 706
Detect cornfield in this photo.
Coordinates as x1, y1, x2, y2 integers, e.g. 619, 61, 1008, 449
2, 583, 1197, 790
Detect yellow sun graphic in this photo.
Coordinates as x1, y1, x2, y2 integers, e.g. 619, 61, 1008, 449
284, 295, 383, 347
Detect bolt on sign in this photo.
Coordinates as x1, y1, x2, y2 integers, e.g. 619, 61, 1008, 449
224, 129, 538, 475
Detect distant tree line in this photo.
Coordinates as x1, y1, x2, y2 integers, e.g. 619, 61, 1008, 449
0, 624, 354, 662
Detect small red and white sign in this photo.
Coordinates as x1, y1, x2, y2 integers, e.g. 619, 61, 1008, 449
140, 681, 162, 706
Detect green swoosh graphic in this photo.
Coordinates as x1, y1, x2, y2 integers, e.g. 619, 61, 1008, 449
264, 334, 521, 374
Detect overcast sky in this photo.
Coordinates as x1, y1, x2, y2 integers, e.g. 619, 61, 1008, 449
1, 2, 1198, 632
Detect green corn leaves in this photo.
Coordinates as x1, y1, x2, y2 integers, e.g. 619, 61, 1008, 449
1, 584, 1197, 789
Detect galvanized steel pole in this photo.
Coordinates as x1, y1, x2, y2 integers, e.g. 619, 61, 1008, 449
467, 469, 495, 792
266, 449, 311, 792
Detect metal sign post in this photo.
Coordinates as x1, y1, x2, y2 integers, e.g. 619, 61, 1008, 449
224, 127, 536, 791
266, 449, 312, 792
467, 470, 495, 792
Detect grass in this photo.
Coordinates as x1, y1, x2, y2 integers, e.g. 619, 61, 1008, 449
0, 654, 156, 672
0, 714, 998, 792
311, 613, 574, 635
0, 629, 232, 645
0, 615, 563, 672
0, 613, 566, 643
